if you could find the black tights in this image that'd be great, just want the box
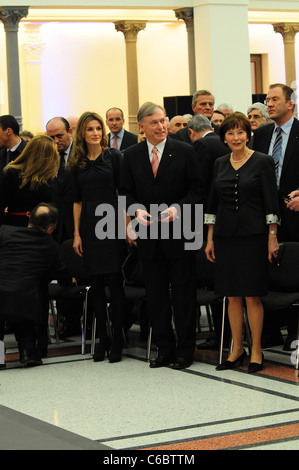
[91,272,125,350]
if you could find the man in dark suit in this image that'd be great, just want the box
[253,83,299,349]
[188,114,230,350]
[106,107,138,151]
[188,114,228,214]
[0,115,27,172]
[46,117,81,339]
[121,102,204,369]
[171,90,219,145]
[0,203,73,366]
[46,117,74,244]
[253,84,299,242]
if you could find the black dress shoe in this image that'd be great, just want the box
[20,351,42,367]
[216,350,247,371]
[149,355,174,368]
[248,354,264,374]
[108,352,122,363]
[172,357,193,370]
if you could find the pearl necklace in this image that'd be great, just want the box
[231,148,250,163]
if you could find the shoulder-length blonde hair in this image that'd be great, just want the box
[4,134,59,190]
[68,111,108,171]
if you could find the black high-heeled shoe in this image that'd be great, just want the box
[248,353,264,374]
[216,350,247,371]
[108,351,122,363]
[93,340,111,362]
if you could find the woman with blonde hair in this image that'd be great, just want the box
[0,133,59,362]
[69,111,126,363]
[0,134,59,227]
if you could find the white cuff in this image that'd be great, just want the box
[204,214,216,224]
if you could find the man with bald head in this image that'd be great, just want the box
[106,107,138,151]
[46,117,74,243]
[168,115,187,135]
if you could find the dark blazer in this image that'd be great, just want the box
[0,138,27,172]
[252,118,299,241]
[0,225,72,323]
[193,132,228,207]
[206,152,279,237]
[50,168,75,244]
[108,129,138,151]
[121,137,204,258]
[49,143,75,244]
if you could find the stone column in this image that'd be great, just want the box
[192,1,252,114]
[21,23,45,134]
[174,7,196,95]
[0,6,29,130]
[115,21,146,134]
[273,23,299,88]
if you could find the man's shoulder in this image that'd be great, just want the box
[124,129,138,139]
[254,122,274,137]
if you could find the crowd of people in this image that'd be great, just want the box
[0,82,298,373]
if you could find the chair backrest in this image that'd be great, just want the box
[196,242,216,290]
[59,239,90,285]
[268,242,299,292]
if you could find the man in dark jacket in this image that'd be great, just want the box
[0,203,74,366]
[0,114,27,172]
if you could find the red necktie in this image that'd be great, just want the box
[151,147,159,177]
[113,134,118,149]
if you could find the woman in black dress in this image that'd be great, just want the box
[69,111,126,363]
[205,113,280,373]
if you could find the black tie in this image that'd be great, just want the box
[57,152,66,180]
[6,150,12,165]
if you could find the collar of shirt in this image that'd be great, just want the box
[274,116,294,136]
[62,141,72,163]
[8,138,22,153]
[111,128,124,146]
[202,130,214,138]
[147,139,166,163]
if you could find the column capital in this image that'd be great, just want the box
[273,23,299,44]
[174,8,194,32]
[0,6,29,32]
[115,21,146,43]
[22,24,45,63]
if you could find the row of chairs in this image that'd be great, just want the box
[48,240,299,370]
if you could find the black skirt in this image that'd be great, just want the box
[214,234,268,297]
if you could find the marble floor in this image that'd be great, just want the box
[0,316,298,452]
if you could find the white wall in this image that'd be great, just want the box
[17,20,189,133]
[1,16,299,132]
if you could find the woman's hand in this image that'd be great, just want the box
[268,233,279,263]
[205,240,216,263]
[73,234,83,257]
